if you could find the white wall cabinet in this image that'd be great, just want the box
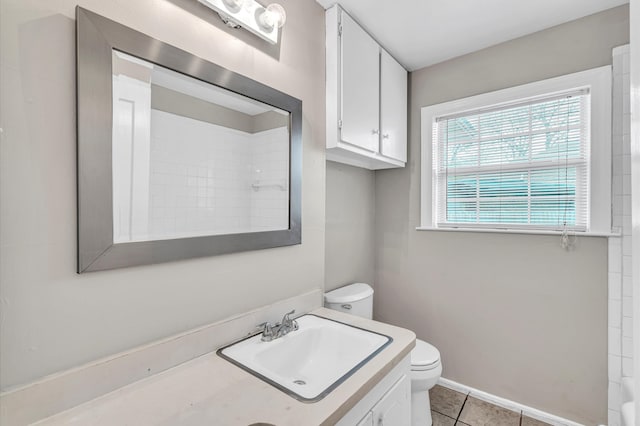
[380,50,408,162]
[326,5,408,170]
[340,11,380,153]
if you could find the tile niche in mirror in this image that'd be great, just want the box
[112,51,290,243]
[76,7,301,272]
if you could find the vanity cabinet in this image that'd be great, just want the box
[363,375,411,426]
[326,5,408,170]
[356,412,374,426]
[336,354,411,426]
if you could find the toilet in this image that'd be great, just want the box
[324,283,442,426]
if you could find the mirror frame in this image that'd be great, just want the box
[76,7,302,273]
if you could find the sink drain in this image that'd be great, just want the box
[293,379,306,385]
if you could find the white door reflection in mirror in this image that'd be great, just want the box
[111,50,290,243]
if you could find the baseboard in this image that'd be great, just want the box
[438,377,585,426]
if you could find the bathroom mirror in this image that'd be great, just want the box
[77,7,302,272]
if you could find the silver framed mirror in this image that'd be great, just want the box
[76,7,302,272]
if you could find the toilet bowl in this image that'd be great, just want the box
[410,339,442,425]
[325,283,442,426]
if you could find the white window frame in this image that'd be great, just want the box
[419,66,612,235]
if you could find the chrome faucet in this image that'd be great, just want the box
[257,321,275,342]
[257,309,299,342]
[278,309,299,336]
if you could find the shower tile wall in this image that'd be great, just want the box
[149,110,289,239]
[608,44,631,426]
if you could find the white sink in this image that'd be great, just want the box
[218,314,392,401]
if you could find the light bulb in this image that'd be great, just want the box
[266,4,286,28]
[256,3,286,32]
[221,0,245,13]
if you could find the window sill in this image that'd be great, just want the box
[415,226,620,237]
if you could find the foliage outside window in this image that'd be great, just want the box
[434,92,589,231]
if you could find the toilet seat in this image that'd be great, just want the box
[411,339,441,371]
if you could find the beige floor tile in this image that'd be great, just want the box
[432,410,456,426]
[458,397,520,426]
[429,385,468,418]
[521,415,552,426]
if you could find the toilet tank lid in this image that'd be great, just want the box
[324,283,374,304]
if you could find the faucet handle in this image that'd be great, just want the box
[257,321,273,329]
[257,321,274,339]
[281,310,298,331]
[281,309,295,324]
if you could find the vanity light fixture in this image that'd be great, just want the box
[198,0,286,44]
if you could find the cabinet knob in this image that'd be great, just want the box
[382,134,389,139]
[372,129,379,135]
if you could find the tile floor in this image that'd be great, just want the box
[429,385,552,426]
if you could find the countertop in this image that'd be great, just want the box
[34,308,416,426]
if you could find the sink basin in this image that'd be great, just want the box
[218,314,392,402]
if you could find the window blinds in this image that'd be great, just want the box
[433,90,590,231]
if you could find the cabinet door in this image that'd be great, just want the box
[371,374,411,426]
[356,411,374,426]
[380,50,407,162]
[340,10,380,153]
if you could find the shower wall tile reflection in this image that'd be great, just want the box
[111,51,291,243]
[148,112,288,239]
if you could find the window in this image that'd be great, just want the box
[420,67,611,235]
[436,91,589,230]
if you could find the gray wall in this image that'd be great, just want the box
[151,85,289,133]
[374,5,629,425]
[151,85,256,133]
[0,0,325,390]
[325,161,376,291]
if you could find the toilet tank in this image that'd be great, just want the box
[324,283,374,319]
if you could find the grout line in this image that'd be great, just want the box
[431,408,458,421]
[455,392,470,423]
[433,411,459,423]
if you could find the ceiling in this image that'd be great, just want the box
[315,0,628,71]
